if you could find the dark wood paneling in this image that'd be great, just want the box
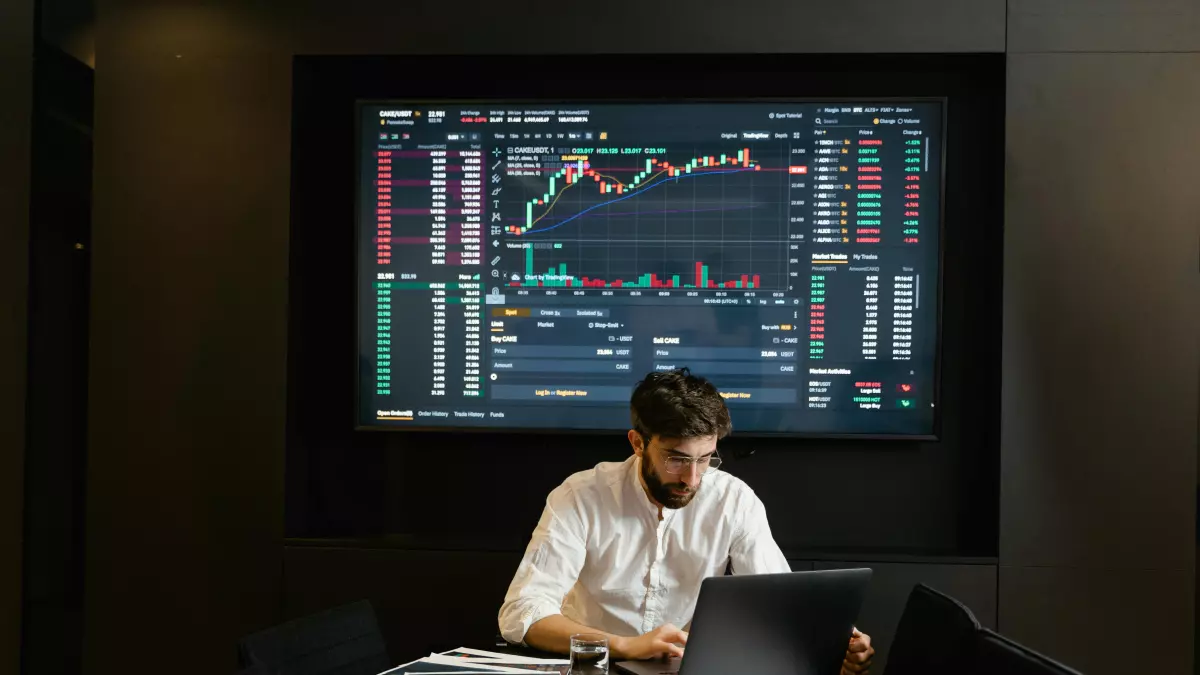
[85,7,291,675]
[1003,53,1199,569]
[279,0,1005,55]
[283,546,524,661]
[1001,52,1199,675]
[1008,0,1200,53]
[0,0,33,671]
[21,44,94,675]
[999,565,1192,675]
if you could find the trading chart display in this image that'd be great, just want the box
[359,102,942,435]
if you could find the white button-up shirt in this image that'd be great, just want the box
[498,455,790,644]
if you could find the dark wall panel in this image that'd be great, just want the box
[85,6,291,675]
[0,0,34,671]
[1001,52,1199,675]
[280,0,1005,55]
[22,44,94,675]
[283,547,525,660]
[728,449,960,554]
[1003,52,1199,570]
[1008,0,1200,53]
[999,565,1193,675]
[1003,52,1200,569]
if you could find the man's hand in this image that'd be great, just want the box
[614,623,688,660]
[840,627,874,675]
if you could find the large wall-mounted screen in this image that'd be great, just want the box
[358,101,943,436]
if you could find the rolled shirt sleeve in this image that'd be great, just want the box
[498,488,588,645]
[727,491,790,575]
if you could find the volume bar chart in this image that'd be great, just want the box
[508,249,762,289]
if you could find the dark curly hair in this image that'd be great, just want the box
[630,367,732,441]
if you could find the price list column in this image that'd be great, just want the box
[374,148,394,396]
[855,138,883,244]
[808,273,826,361]
[806,268,833,410]
[374,281,393,396]
[375,149,394,266]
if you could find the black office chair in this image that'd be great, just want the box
[237,600,390,675]
[973,628,1085,675]
[883,583,981,675]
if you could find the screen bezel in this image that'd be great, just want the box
[352,96,948,439]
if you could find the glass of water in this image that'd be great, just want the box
[569,633,609,675]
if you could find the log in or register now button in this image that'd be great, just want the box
[489,385,631,402]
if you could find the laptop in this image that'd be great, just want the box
[614,568,872,675]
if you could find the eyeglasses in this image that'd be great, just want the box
[659,450,722,475]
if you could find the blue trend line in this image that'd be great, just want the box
[522,167,755,235]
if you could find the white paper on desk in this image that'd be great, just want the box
[403,671,520,674]
[378,656,521,675]
[420,654,547,673]
[440,647,569,665]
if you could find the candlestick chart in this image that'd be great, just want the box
[496,145,790,291]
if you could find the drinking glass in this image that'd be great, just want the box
[569,633,609,675]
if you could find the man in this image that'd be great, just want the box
[498,368,875,674]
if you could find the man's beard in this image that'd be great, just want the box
[641,455,698,509]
